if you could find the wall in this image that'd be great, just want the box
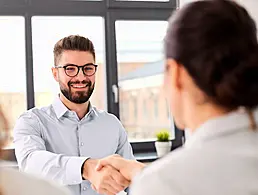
[236,0,258,26]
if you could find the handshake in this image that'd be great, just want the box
[82,155,145,195]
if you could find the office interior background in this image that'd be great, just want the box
[1,0,257,162]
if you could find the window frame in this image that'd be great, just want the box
[107,0,177,9]
[0,0,183,158]
[107,10,184,154]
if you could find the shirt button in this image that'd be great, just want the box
[80,142,84,146]
[83,187,88,191]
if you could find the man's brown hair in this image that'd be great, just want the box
[53,35,95,65]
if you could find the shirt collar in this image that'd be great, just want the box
[185,108,258,148]
[84,103,98,119]
[52,96,97,119]
[52,96,68,119]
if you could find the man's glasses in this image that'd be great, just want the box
[55,63,98,77]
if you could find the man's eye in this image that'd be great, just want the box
[66,67,76,71]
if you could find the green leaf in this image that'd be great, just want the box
[155,129,170,142]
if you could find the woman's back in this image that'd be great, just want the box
[0,167,70,195]
[131,109,258,195]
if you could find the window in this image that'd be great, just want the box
[143,98,148,120]
[133,96,138,121]
[116,20,172,142]
[120,100,129,121]
[32,16,106,110]
[0,16,26,147]
[166,98,170,119]
[1,0,181,160]
[153,95,159,119]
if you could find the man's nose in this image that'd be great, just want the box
[76,67,87,79]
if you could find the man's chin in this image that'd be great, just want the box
[70,94,90,104]
[70,98,89,104]
[72,90,88,96]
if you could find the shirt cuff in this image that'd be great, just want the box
[65,156,90,185]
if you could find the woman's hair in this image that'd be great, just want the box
[165,0,258,110]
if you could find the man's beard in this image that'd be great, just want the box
[60,80,95,104]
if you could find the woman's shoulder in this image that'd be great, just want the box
[130,147,216,195]
[0,167,70,195]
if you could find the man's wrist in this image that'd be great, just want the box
[81,158,90,180]
[82,159,98,180]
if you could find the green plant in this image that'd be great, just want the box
[156,130,170,142]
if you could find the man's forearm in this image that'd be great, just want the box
[18,150,88,185]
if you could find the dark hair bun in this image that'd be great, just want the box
[215,49,258,109]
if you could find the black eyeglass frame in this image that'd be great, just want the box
[55,63,98,77]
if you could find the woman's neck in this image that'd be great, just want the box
[186,103,229,133]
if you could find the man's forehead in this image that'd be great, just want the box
[59,50,95,64]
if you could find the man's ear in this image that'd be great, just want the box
[51,67,59,82]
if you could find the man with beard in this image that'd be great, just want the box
[13,35,134,195]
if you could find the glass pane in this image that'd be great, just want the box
[116,21,174,142]
[32,16,106,110]
[0,16,26,147]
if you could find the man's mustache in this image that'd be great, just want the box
[68,80,91,87]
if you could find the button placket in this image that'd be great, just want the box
[77,124,84,147]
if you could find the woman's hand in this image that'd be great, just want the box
[95,155,145,181]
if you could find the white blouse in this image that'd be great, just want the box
[0,166,70,195]
[131,109,258,195]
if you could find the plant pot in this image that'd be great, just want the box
[155,141,172,157]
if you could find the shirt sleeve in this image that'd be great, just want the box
[115,118,135,160]
[13,112,89,186]
[130,170,183,195]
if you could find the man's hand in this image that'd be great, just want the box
[82,159,130,195]
[95,155,145,181]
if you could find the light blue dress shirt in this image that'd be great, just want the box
[13,97,134,195]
